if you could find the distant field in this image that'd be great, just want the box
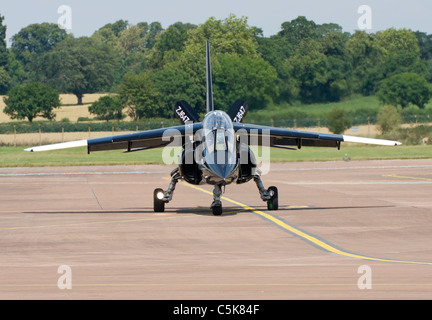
[0,93,108,123]
[247,95,432,127]
[0,145,430,168]
[0,124,383,147]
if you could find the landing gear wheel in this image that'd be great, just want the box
[267,186,278,211]
[154,188,165,213]
[212,204,223,216]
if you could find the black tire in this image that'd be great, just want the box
[212,204,223,216]
[154,188,165,213]
[267,186,278,211]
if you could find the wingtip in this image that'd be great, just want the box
[23,140,88,152]
[343,135,403,147]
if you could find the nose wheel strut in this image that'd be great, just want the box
[211,184,223,216]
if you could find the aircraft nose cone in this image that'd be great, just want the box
[203,149,237,183]
[207,163,235,180]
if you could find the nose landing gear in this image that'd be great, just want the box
[211,184,223,216]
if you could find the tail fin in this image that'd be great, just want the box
[227,100,248,123]
[206,40,214,113]
[175,100,200,124]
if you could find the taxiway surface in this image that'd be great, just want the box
[0,159,431,299]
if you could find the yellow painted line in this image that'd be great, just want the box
[383,174,432,182]
[184,183,432,266]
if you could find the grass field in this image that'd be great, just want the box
[247,95,432,127]
[0,145,430,168]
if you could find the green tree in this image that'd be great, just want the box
[89,95,124,121]
[374,28,424,79]
[414,31,432,60]
[326,107,352,134]
[141,22,163,50]
[213,53,278,110]
[117,24,146,58]
[118,73,161,121]
[319,32,352,101]
[92,25,120,48]
[278,16,318,46]
[100,20,129,37]
[0,13,11,94]
[256,35,296,103]
[346,30,378,95]
[3,82,60,122]
[374,28,420,60]
[100,21,164,76]
[377,72,432,109]
[285,32,351,103]
[10,23,68,65]
[346,28,425,95]
[149,22,197,69]
[377,105,402,134]
[173,15,261,113]
[32,37,118,105]
[0,67,11,94]
[155,22,196,54]
[4,52,25,89]
[278,16,348,48]
[0,13,7,68]
[151,66,200,117]
[183,15,259,57]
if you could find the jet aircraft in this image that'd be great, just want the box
[25,41,402,215]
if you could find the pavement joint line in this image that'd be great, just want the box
[0,216,175,231]
[281,181,432,185]
[0,171,167,177]
[1,163,430,177]
[2,282,432,288]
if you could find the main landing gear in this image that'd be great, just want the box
[153,168,181,213]
[253,175,278,211]
[154,169,279,215]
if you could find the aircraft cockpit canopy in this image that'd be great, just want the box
[202,111,236,159]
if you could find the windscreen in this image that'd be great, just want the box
[202,111,236,165]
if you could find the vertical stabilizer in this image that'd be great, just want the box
[206,40,214,113]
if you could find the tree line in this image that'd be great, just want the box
[0,14,431,123]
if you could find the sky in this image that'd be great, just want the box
[1,0,431,45]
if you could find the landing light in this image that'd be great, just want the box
[157,191,164,200]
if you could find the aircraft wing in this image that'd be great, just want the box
[25,123,203,153]
[233,123,402,149]
[25,121,401,153]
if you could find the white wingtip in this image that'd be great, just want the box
[343,135,402,146]
[24,140,88,152]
